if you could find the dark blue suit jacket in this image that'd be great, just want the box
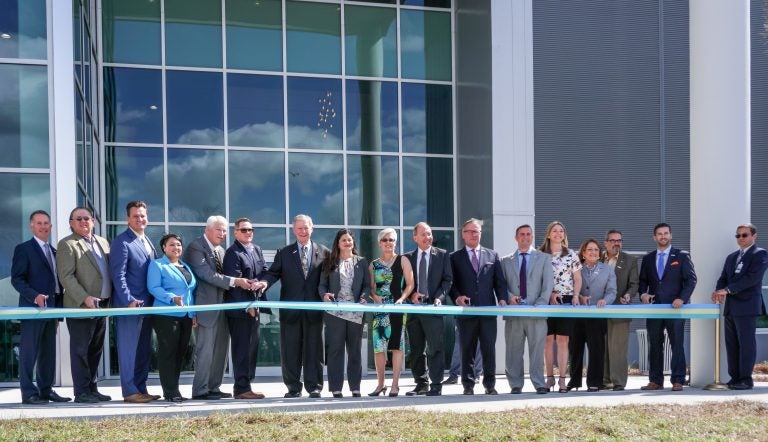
[716,245,768,317]
[110,228,157,307]
[223,241,270,318]
[263,241,329,323]
[11,238,62,308]
[405,247,453,304]
[639,247,697,304]
[449,247,507,306]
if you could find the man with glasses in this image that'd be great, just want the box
[712,224,768,390]
[56,207,112,403]
[601,230,639,391]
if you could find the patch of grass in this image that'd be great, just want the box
[0,401,767,441]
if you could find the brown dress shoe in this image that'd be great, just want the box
[640,382,662,391]
[234,391,266,400]
[671,383,683,391]
[142,393,161,401]
[124,393,152,403]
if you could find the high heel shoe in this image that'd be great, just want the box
[388,388,399,397]
[546,376,556,392]
[558,376,568,393]
[368,386,388,397]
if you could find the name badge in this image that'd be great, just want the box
[735,262,743,274]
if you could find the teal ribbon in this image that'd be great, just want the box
[0,302,720,320]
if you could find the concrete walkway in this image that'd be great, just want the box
[0,375,765,420]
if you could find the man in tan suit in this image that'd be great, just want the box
[600,229,639,391]
[57,207,113,404]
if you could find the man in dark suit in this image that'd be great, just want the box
[185,216,254,400]
[712,223,768,390]
[223,217,268,400]
[639,222,697,391]
[263,214,329,398]
[449,218,507,395]
[404,222,453,396]
[601,229,639,391]
[110,201,159,403]
[56,207,113,404]
[11,210,71,405]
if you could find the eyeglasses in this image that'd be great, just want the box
[606,239,622,243]
[380,238,396,243]
[735,233,751,239]
[462,230,481,234]
[238,228,254,233]
[71,216,91,222]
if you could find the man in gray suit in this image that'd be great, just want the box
[185,216,255,400]
[501,224,553,394]
[601,229,639,391]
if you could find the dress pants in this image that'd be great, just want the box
[153,315,192,398]
[19,319,57,400]
[724,314,758,386]
[249,321,260,381]
[115,315,153,397]
[603,318,631,387]
[192,311,230,397]
[504,317,547,390]
[646,318,686,385]
[457,316,496,389]
[66,317,106,396]
[449,320,482,378]
[405,314,444,389]
[228,314,260,395]
[568,318,606,388]
[323,313,363,392]
[280,312,324,394]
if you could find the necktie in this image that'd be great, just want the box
[213,248,224,274]
[44,243,59,291]
[656,252,666,279]
[519,252,528,299]
[301,245,309,278]
[418,251,428,296]
[471,249,479,273]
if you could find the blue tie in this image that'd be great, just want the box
[656,252,666,279]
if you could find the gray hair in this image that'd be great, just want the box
[206,215,228,228]
[377,228,398,242]
[293,214,313,226]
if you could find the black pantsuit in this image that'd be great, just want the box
[457,316,497,389]
[568,318,606,389]
[406,314,445,388]
[66,317,106,396]
[324,313,363,392]
[153,315,192,398]
[228,315,260,395]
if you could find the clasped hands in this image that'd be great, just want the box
[235,278,267,292]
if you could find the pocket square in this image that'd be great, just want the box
[671,261,679,266]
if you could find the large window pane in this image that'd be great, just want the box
[167,71,224,145]
[346,80,398,152]
[229,150,285,224]
[401,83,452,154]
[253,227,286,251]
[0,0,46,59]
[103,67,163,144]
[167,149,225,222]
[102,0,160,64]
[402,157,453,227]
[227,74,284,148]
[165,0,222,68]
[0,64,48,168]
[344,5,397,78]
[347,155,399,226]
[104,146,164,222]
[286,1,340,74]
[226,0,282,71]
[287,77,342,150]
[400,9,452,81]
[288,153,343,225]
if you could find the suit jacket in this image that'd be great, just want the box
[579,262,617,305]
[110,228,157,307]
[147,255,197,317]
[716,244,768,317]
[639,247,697,304]
[500,249,553,312]
[183,235,232,327]
[263,240,330,323]
[449,247,507,306]
[56,233,111,308]
[11,238,62,308]
[318,255,371,302]
[223,240,270,318]
[601,251,639,303]
[405,247,453,304]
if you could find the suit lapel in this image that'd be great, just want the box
[31,239,54,272]
[78,238,100,270]
[167,259,190,288]
[290,242,304,277]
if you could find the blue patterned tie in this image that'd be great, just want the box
[656,252,666,279]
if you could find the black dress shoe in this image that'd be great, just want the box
[352,392,361,398]
[209,390,232,399]
[192,393,221,400]
[485,388,498,395]
[22,395,49,405]
[612,385,625,391]
[442,375,459,385]
[309,390,322,398]
[425,388,442,396]
[91,391,112,401]
[511,387,522,394]
[463,387,474,395]
[332,392,343,398]
[284,391,302,398]
[74,393,100,404]
[42,391,72,402]
[535,387,548,394]
[730,382,752,390]
[405,386,428,396]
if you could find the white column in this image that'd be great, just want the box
[50,0,78,387]
[491,0,534,374]
[689,0,750,387]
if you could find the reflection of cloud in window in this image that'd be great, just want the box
[174,127,225,145]
[229,121,284,148]
[229,150,284,223]
[0,69,48,146]
[289,154,343,224]
[346,118,398,151]
[287,124,342,150]
[400,34,424,52]
[402,158,427,223]
[346,157,399,224]
[167,150,225,221]
[0,36,47,59]
[401,108,426,150]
